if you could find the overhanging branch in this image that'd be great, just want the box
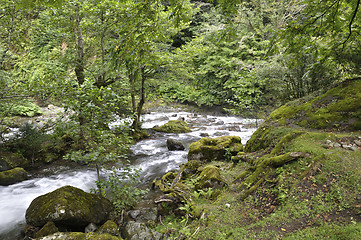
[342,0,360,45]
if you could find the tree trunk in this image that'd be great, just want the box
[73,2,86,148]
[74,2,85,85]
[132,67,146,130]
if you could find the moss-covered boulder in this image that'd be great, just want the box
[188,136,243,162]
[34,221,59,239]
[0,151,29,171]
[181,160,201,179]
[269,78,361,131]
[153,120,191,133]
[25,185,113,230]
[196,165,226,190]
[0,167,28,185]
[96,220,120,237]
[153,172,177,193]
[36,232,123,240]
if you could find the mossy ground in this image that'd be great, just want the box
[270,78,361,131]
[153,127,361,239]
[152,79,361,239]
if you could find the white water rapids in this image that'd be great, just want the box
[0,109,259,239]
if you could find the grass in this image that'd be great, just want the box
[151,79,361,239]
[152,126,361,239]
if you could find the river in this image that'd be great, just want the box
[0,108,259,239]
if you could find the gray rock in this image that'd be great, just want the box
[354,140,361,147]
[85,223,98,233]
[123,221,163,240]
[166,138,185,151]
[129,210,141,220]
[141,207,158,221]
[200,132,209,137]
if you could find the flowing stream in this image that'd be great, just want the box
[0,108,259,239]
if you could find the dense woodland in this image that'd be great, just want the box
[1,0,361,239]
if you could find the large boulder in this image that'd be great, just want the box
[0,167,28,185]
[188,136,243,162]
[25,185,113,230]
[153,120,191,133]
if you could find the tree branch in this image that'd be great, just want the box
[342,0,360,45]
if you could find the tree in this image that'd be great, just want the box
[282,0,361,76]
[109,0,193,129]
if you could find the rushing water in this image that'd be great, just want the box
[0,108,259,239]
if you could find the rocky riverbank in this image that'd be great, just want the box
[149,79,361,239]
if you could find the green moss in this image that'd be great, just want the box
[245,125,294,153]
[96,220,119,236]
[181,160,201,179]
[34,221,58,238]
[130,129,149,142]
[153,120,191,133]
[25,185,113,228]
[153,172,177,193]
[196,165,226,190]
[188,136,243,162]
[0,151,29,170]
[270,131,304,155]
[269,79,361,130]
[0,167,28,186]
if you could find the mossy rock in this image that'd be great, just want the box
[196,165,226,190]
[0,167,28,186]
[35,232,123,240]
[231,152,247,163]
[153,172,177,193]
[96,220,120,237]
[245,125,294,153]
[0,151,29,171]
[131,129,150,142]
[26,185,113,229]
[188,136,243,162]
[181,160,201,179]
[153,120,191,133]
[269,78,361,131]
[34,221,59,239]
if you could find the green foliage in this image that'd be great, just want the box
[281,0,361,77]
[0,101,42,117]
[95,166,148,214]
[7,123,49,164]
